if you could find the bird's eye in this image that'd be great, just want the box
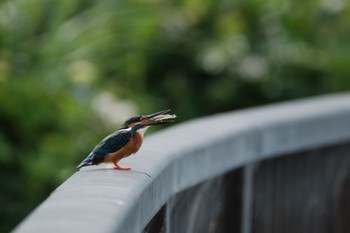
[132,116,142,123]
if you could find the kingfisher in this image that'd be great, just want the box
[77,109,176,170]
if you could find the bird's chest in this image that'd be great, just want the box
[106,132,143,162]
[127,132,143,154]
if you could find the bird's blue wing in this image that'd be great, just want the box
[91,129,133,163]
[94,129,133,155]
[76,129,133,169]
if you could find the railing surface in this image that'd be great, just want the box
[13,93,350,233]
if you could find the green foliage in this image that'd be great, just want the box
[0,79,100,232]
[1,0,350,231]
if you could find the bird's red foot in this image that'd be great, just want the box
[114,164,131,170]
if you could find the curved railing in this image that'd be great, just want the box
[13,93,350,233]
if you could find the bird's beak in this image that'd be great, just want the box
[144,109,171,119]
[141,109,176,126]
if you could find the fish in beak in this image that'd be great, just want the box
[141,109,177,126]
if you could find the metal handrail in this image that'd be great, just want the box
[13,93,350,233]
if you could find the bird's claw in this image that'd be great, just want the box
[114,164,131,170]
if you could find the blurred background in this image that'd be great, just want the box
[0,0,350,231]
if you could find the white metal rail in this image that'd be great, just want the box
[13,93,350,233]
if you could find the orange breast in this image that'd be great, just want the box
[105,132,143,164]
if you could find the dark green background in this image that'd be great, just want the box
[1,0,349,231]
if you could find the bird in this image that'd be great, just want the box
[77,109,176,170]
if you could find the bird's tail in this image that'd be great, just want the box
[76,152,94,170]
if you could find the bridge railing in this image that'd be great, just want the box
[13,93,350,233]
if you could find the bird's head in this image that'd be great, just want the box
[122,109,176,129]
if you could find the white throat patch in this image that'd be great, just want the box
[138,126,150,135]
